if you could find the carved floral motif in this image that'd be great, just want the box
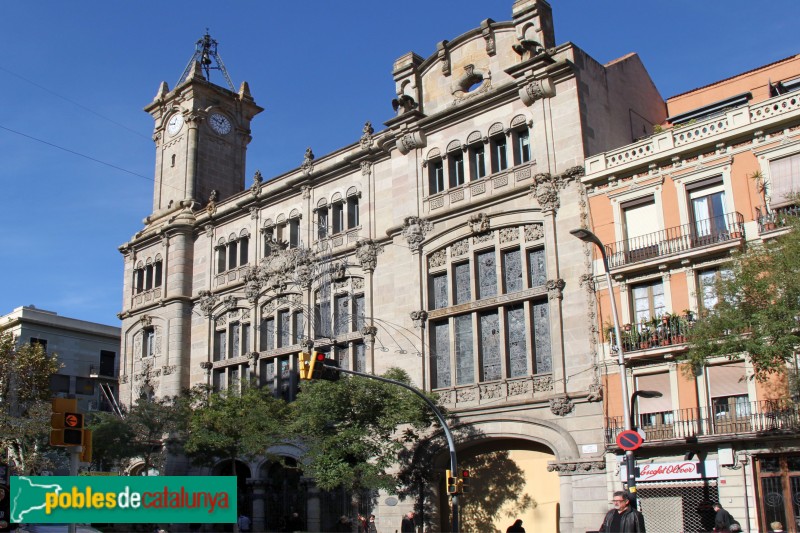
[355,239,383,272]
[410,310,428,329]
[549,396,574,416]
[524,224,544,242]
[401,216,433,252]
[468,213,490,234]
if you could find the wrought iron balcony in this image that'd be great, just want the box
[609,315,693,353]
[605,398,800,445]
[755,204,800,233]
[604,211,745,269]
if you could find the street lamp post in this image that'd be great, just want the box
[630,390,663,431]
[570,228,640,502]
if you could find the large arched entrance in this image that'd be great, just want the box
[437,439,559,533]
[259,458,306,532]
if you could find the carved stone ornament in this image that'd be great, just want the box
[547,460,606,475]
[524,223,544,242]
[256,244,318,292]
[206,190,218,215]
[401,216,433,252]
[356,239,383,272]
[360,121,375,149]
[161,365,177,376]
[293,247,317,288]
[243,266,263,303]
[520,78,555,106]
[361,325,378,346]
[531,167,584,214]
[223,295,238,312]
[587,380,603,402]
[468,212,490,234]
[331,262,347,281]
[396,131,426,155]
[579,273,596,292]
[301,147,314,176]
[361,161,372,176]
[139,315,153,327]
[301,185,311,199]
[250,170,263,195]
[549,396,574,416]
[301,338,314,352]
[410,310,428,329]
[200,361,213,375]
[546,278,566,300]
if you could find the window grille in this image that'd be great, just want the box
[637,481,718,533]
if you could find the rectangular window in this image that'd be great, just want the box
[99,350,115,377]
[708,364,750,418]
[276,223,285,245]
[213,369,224,391]
[347,196,360,229]
[228,242,238,270]
[261,359,275,391]
[292,312,304,345]
[144,328,155,358]
[507,305,527,377]
[334,345,349,371]
[31,338,48,351]
[689,180,727,241]
[429,159,445,194]
[480,311,501,381]
[260,317,275,351]
[533,300,552,373]
[263,228,274,256]
[315,299,331,337]
[229,367,240,391]
[454,262,471,305]
[76,377,94,396]
[455,315,474,385]
[214,330,226,362]
[317,208,328,240]
[145,265,153,290]
[449,152,465,188]
[278,310,290,348]
[135,269,145,294]
[50,374,71,394]
[279,357,291,401]
[769,153,800,207]
[154,261,163,288]
[469,144,486,180]
[332,203,344,234]
[217,247,226,273]
[239,237,249,266]
[430,272,449,310]
[231,322,240,358]
[513,129,531,165]
[476,249,497,299]
[353,294,366,332]
[622,196,660,242]
[354,342,366,373]
[334,294,351,336]
[632,280,666,325]
[490,136,508,173]
[242,323,251,354]
[528,248,546,287]
[502,249,523,293]
[432,320,451,389]
[289,219,300,248]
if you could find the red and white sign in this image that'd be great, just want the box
[620,460,718,482]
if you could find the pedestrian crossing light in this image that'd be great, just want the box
[446,470,458,495]
[460,469,470,494]
[50,406,84,447]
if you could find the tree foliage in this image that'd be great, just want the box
[179,384,290,473]
[684,219,800,380]
[0,332,62,474]
[290,368,438,494]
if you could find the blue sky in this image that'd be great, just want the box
[2,1,799,326]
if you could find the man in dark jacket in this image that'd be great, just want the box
[401,511,416,533]
[599,490,646,532]
[713,502,736,532]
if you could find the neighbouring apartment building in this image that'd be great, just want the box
[116,1,669,531]
[583,54,800,532]
[0,305,121,413]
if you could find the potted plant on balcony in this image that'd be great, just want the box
[751,170,777,231]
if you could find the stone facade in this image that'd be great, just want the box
[118,1,666,531]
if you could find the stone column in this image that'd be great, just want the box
[304,479,321,532]
[559,473,574,533]
[248,479,266,533]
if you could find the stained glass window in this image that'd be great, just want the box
[477,250,497,299]
[432,321,451,389]
[431,273,449,309]
[480,311,501,381]
[454,263,471,305]
[278,310,290,348]
[455,315,474,385]
[507,305,527,377]
[533,300,551,373]
[503,249,523,293]
[528,248,546,287]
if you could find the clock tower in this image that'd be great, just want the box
[144,33,263,214]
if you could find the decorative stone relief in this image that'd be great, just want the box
[428,249,447,269]
[360,161,372,176]
[547,461,606,474]
[468,212,490,234]
[396,131,426,155]
[242,308,251,320]
[401,216,433,252]
[360,121,374,150]
[549,396,574,416]
[362,325,378,346]
[161,365,177,376]
[301,185,311,199]
[243,266,263,303]
[250,170,263,195]
[546,278,566,300]
[197,290,218,317]
[587,379,603,402]
[352,278,364,290]
[331,262,347,281]
[519,78,556,106]
[410,310,428,329]
[437,41,450,76]
[508,379,531,396]
[301,339,314,352]
[355,239,383,272]
[301,147,314,176]
[499,227,520,244]
[456,388,476,402]
[249,206,258,220]
[531,166,585,214]
[480,383,505,399]
[223,295,238,311]
[139,315,153,327]
[473,232,493,244]
[206,190,218,215]
[205,224,214,238]
[533,375,554,392]
[579,273,595,292]
[200,361,213,375]
[481,19,496,55]
[451,238,469,257]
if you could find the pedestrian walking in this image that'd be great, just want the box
[401,511,416,533]
[506,518,525,532]
[367,514,378,533]
[598,490,646,532]
[712,502,739,532]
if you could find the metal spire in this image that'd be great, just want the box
[177,30,235,90]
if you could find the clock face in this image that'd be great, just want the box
[209,113,232,135]
[167,114,184,136]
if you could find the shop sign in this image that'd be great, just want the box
[620,460,718,482]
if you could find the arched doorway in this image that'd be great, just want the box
[437,439,559,532]
[260,458,306,532]
[213,460,251,531]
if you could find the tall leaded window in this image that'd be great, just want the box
[427,225,551,389]
[354,342,366,373]
[278,309,291,347]
[214,329,226,362]
[354,295,366,331]
[292,311,304,345]
[260,317,275,351]
[334,294,351,336]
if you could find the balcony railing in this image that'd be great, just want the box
[604,211,745,269]
[755,204,800,233]
[610,316,692,353]
[605,398,800,445]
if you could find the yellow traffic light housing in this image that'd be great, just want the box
[298,352,311,380]
[50,399,84,447]
[80,429,93,463]
[460,469,470,494]
[446,469,458,494]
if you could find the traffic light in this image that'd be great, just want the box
[460,469,470,494]
[298,352,311,380]
[80,429,93,463]
[446,470,458,494]
[50,411,84,446]
[321,357,340,382]
[310,352,325,380]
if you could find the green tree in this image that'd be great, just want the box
[125,392,181,475]
[290,368,438,509]
[0,332,62,474]
[180,384,290,476]
[86,411,138,471]
[684,218,800,381]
